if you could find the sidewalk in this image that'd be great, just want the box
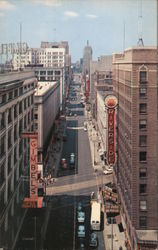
[85,110,127,250]
[38,118,66,192]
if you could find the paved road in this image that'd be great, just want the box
[14,81,108,250]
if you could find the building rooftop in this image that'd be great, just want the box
[35,81,58,96]
[0,70,36,90]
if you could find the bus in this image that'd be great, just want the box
[90,202,101,231]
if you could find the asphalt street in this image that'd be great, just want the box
[14,81,108,250]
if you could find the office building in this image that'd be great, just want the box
[0,70,37,249]
[34,81,60,169]
[113,46,157,249]
[82,40,92,78]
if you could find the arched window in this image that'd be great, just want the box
[139,65,147,83]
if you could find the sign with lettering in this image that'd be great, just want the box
[22,197,43,208]
[30,138,38,197]
[105,95,117,165]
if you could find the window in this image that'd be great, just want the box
[28,96,30,107]
[8,154,12,174]
[28,112,30,125]
[139,88,147,98]
[8,130,12,149]
[0,164,5,183]
[34,114,38,120]
[139,168,147,178]
[139,216,147,228]
[8,91,13,100]
[139,71,147,83]
[31,95,34,105]
[139,120,147,130]
[139,104,147,114]
[8,108,12,124]
[14,125,17,142]
[55,71,60,75]
[1,94,6,104]
[19,140,23,156]
[140,200,147,211]
[139,184,147,194]
[14,89,18,98]
[14,147,17,164]
[31,109,34,120]
[14,105,17,119]
[24,115,27,129]
[0,112,5,129]
[19,119,23,135]
[139,135,147,146]
[24,99,27,110]
[0,135,5,156]
[139,151,146,162]
[19,87,23,95]
[19,101,22,114]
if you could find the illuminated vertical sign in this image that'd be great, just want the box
[30,137,38,197]
[105,95,118,165]
[22,133,43,208]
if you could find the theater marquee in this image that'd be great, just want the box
[105,95,118,165]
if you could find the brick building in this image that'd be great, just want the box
[113,46,158,249]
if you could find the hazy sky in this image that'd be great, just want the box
[0,0,157,62]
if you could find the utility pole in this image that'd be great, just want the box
[111,217,113,250]
[19,22,22,70]
[34,216,36,250]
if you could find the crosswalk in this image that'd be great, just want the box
[46,177,106,196]
[67,126,84,130]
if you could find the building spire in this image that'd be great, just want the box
[87,40,89,46]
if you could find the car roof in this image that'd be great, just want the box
[78,225,85,229]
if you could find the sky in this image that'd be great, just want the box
[0,0,157,62]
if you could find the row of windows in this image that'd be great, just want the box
[0,96,34,129]
[1,85,34,106]
[0,111,33,154]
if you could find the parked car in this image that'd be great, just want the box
[70,153,75,169]
[77,211,85,223]
[103,169,113,175]
[89,232,98,247]
[77,202,83,211]
[61,158,67,169]
[78,225,85,238]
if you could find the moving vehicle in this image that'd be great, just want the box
[90,202,101,231]
[89,232,98,247]
[83,121,87,131]
[70,153,75,169]
[77,225,85,238]
[77,211,85,223]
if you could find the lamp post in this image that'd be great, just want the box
[111,217,114,250]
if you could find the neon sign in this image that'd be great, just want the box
[105,95,117,165]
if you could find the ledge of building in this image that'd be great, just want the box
[136,229,157,243]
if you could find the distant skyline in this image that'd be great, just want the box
[0,0,157,62]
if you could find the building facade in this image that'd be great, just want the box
[82,40,92,79]
[0,71,37,249]
[90,56,112,118]
[13,47,65,70]
[113,47,158,249]
[34,67,65,111]
[34,81,60,168]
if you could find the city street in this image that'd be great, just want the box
[14,81,111,250]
